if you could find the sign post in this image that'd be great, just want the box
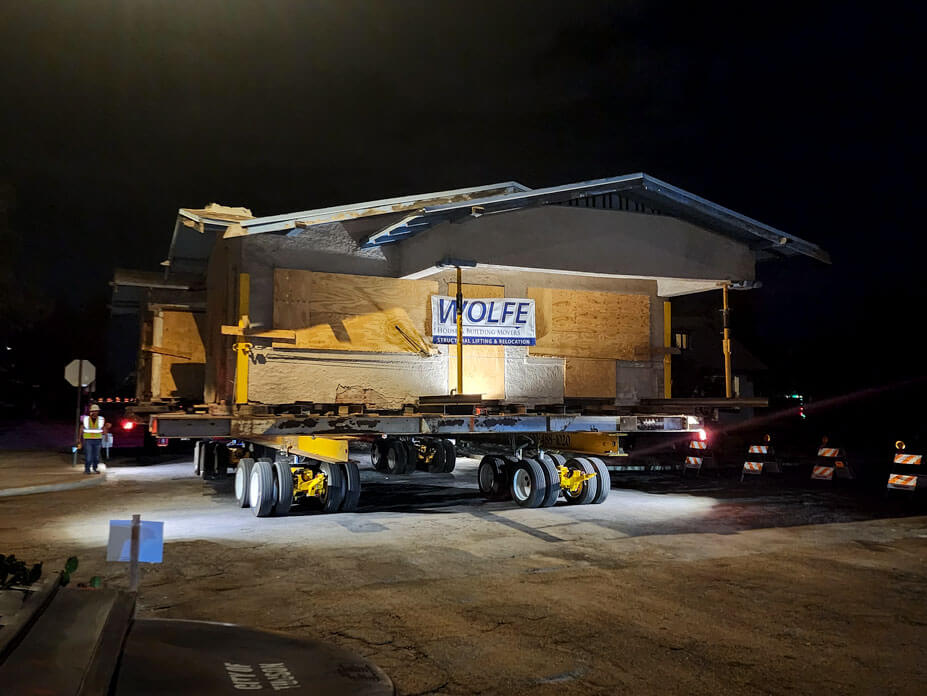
[107,515,164,591]
[64,359,96,467]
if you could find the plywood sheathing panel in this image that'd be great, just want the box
[564,358,617,398]
[446,282,505,399]
[527,288,651,360]
[273,269,437,353]
[157,310,206,398]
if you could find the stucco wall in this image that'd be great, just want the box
[248,348,446,408]
[398,206,754,283]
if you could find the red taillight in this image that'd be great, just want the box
[697,428,708,442]
[121,420,135,431]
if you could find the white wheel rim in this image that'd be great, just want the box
[387,450,397,472]
[235,467,244,500]
[479,463,495,491]
[249,469,261,508]
[513,468,532,501]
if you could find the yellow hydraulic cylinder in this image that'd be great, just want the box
[722,283,732,399]
[234,273,251,405]
[663,301,672,398]
[455,266,463,395]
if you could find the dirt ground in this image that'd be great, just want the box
[1,451,926,695]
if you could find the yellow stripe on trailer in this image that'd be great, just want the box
[249,435,350,463]
[534,432,624,456]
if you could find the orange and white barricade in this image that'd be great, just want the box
[683,437,712,477]
[811,438,854,482]
[740,438,779,482]
[887,442,921,492]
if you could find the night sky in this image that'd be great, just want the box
[1,1,924,414]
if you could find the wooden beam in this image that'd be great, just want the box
[141,345,193,360]
[220,325,296,340]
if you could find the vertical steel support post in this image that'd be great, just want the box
[663,301,672,399]
[455,266,463,395]
[234,273,251,405]
[721,283,732,399]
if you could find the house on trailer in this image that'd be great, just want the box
[114,174,828,413]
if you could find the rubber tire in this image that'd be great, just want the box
[442,440,457,473]
[548,453,567,467]
[319,461,346,513]
[587,456,611,504]
[202,442,218,479]
[426,440,447,473]
[235,458,255,507]
[403,441,419,474]
[272,459,294,516]
[562,457,598,505]
[370,440,387,471]
[215,444,230,478]
[537,454,561,508]
[478,455,506,499]
[194,441,205,476]
[509,458,547,508]
[340,460,361,512]
[384,439,409,475]
[249,459,275,517]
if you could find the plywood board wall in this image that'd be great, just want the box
[527,288,650,361]
[157,310,207,398]
[564,358,617,398]
[274,269,437,353]
[447,282,505,398]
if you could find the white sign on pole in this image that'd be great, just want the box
[431,296,536,346]
[64,359,96,387]
[107,519,164,563]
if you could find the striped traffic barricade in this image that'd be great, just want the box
[740,437,780,482]
[887,441,921,493]
[683,438,712,477]
[811,438,854,482]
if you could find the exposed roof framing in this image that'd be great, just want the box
[219,181,530,238]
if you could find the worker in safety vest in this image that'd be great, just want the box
[79,403,105,474]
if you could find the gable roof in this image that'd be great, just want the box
[166,173,829,271]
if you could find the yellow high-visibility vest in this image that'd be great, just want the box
[82,415,104,439]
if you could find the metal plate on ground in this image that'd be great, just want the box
[113,618,394,695]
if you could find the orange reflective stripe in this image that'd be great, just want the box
[690,441,707,450]
[893,454,922,465]
[817,447,839,457]
[887,474,917,489]
[748,445,769,454]
[685,456,703,467]
[742,462,763,473]
[811,466,835,480]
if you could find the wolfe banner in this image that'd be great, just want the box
[431,296,536,346]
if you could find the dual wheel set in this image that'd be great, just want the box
[369,437,457,475]
[234,457,361,517]
[477,454,611,508]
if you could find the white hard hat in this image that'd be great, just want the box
[89,404,100,411]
